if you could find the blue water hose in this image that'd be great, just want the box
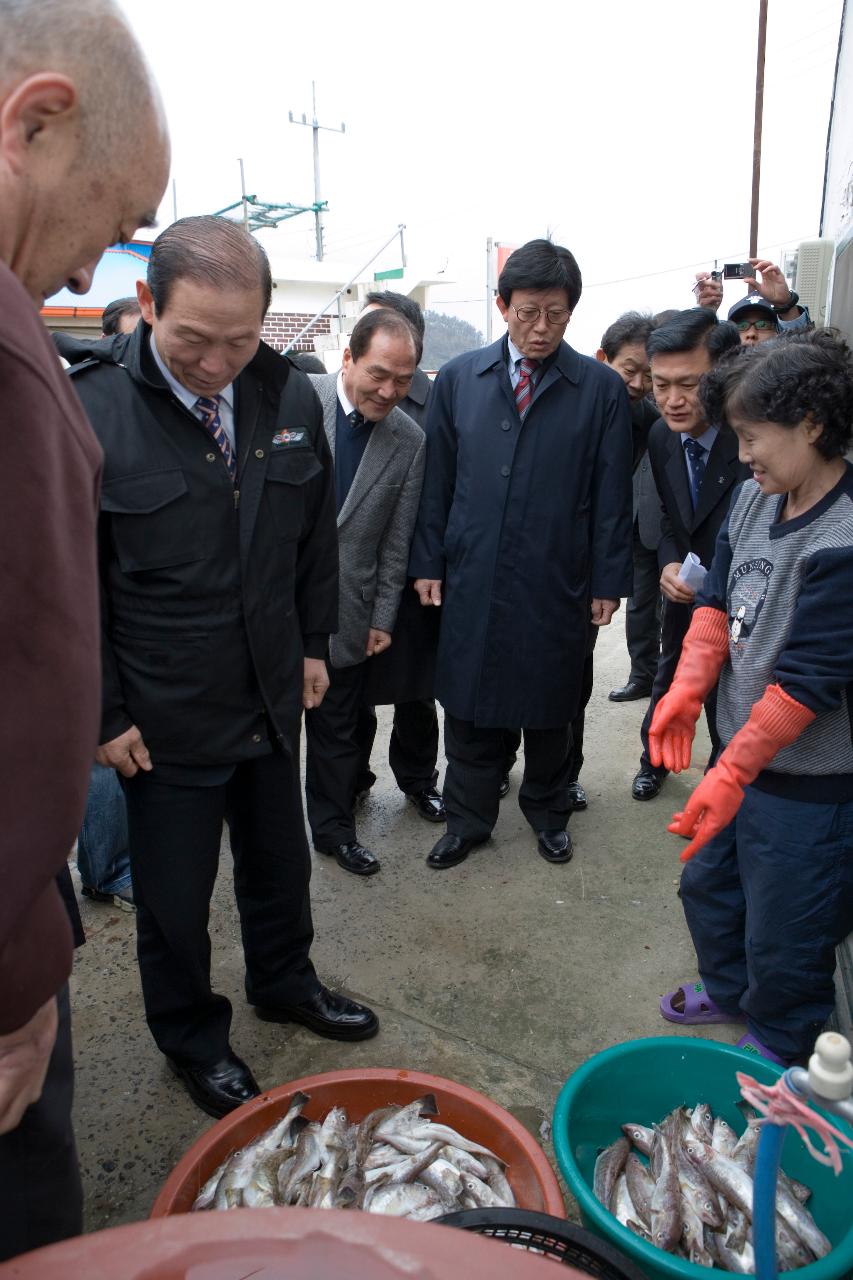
[753,1116,787,1280]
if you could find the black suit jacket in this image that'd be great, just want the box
[647,420,750,573]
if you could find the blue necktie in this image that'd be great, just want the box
[195,395,236,481]
[683,438,707,510]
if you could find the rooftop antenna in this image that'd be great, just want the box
[288,82,346,262]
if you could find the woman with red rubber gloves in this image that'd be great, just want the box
[651,328,853,1065]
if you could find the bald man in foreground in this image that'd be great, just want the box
[0,0,168,1258]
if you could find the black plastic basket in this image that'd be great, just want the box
[437,1208,649,1278]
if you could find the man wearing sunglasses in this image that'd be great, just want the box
[695,258,810,340]
[727,291,810,344]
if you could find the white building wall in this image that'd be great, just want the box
[822,5,853,240]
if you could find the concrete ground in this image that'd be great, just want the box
[70,610,734,1232]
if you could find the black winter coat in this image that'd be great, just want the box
[70,325,338,766]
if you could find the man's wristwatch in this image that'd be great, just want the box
[774,290,799,314]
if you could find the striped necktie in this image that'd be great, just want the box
[514,358,540,420]
[195,395,236,480]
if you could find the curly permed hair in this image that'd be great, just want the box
[699,328,853,459]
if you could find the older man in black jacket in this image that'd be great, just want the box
[71,216,378,1119]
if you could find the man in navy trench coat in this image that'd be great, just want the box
[409,240,633,869]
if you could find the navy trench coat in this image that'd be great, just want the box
[408,337,633,729]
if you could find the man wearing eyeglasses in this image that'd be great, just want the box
[409,239,633,869]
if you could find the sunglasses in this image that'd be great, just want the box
[735,318,775,332]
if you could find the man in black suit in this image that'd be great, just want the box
[597,311,662,703]
[631,309,748,801]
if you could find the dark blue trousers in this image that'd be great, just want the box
[680,785,853,1059]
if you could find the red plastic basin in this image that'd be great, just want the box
[150,1067,565,1218]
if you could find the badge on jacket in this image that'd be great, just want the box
[272,428,307,448]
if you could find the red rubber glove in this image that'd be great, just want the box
[649,607,730,772]
[669,683,816,860]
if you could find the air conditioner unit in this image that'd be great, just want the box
[794,238,835,326]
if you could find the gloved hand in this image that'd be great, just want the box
[649,607,730,772]
[669,683,816,860]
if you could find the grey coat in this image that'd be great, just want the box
[309,373,426,669]
[635,448,664,550]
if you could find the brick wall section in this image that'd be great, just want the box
[261,312,332,352]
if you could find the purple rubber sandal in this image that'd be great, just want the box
[735,1032,788,1066]
[659,980,737,1025]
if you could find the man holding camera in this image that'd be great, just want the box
[694,258,810,340]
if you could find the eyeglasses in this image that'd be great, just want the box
[735,318,775,332]
[511,305,571,325]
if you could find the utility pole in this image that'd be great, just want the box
[289,83,345,262]
[750,0,768,257]
[485,237,494,343]
[238,158,249,232]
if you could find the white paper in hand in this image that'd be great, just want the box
[677,552,707,592]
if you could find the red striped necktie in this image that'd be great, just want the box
[514,357,540,419]
[195,395,236,480]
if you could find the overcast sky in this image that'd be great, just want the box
[117,0,843,354]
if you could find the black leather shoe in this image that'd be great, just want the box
[536,829,573,863]
[632,769,664,800]
[427,832,486,869]
[498,775,511,799]
[315,841,380,876]
[609,679,653,702]
[407,787,447,823]
[255,986,379,1041]
[567,782,588,811]
[167,1049,260,1119]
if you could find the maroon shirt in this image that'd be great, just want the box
[0,263,102,1033]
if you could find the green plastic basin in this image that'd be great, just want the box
[553,1036,853,1280]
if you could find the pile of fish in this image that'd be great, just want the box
[192,1091,516,1219]
[594,1102,832,1272]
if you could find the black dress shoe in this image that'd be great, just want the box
[407,787,447,823]
[536,829,573,863]
[567,781,588,811]
[315,841,380,876]
[498,775,511,799]
[609,679,653,702]
[167,1049,260,1119]
[427,832,486,869]
[632,769,664,800]
[255,985,379,1041]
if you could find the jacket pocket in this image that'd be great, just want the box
[102,469,204,573]
[265,448,323,540]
